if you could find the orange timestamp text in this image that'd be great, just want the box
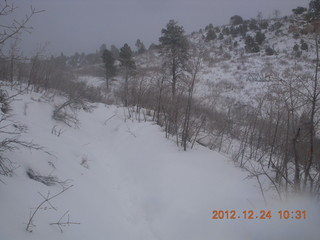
[211,210,307,220]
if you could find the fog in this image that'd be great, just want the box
[12,0,309,56]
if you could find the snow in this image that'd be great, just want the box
[0,89,320,240]
[77,75,104,88]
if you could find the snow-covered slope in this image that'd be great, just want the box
[0,89,319,240]
[133,15,314,109]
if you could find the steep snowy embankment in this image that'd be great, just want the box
[0,89,319,240]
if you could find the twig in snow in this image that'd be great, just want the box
[103,114,116,125]
[26,185,73,232]
[50,210,80,233]
[126,124,136,138]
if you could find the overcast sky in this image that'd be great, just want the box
[11,0,310,56]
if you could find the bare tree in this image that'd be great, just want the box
[0,2,43,46]
[0,1,43,180]
[181,43,203,150]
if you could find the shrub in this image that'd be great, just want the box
[265,46,275,56]
[255,32,266,45]
[269,22,282,31]
[230,15,243,25]
[260,21,269,29]
[245,35,260,53]
[301,42,308,51]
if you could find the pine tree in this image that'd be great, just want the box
[110,45,120,59]
[159,19,189,97]
[135,39,146,54]
[292,6,307,15]
[308,0,320,21]
[301,42,308,51]
[255,32,266,45]
[204,24,214,31]
[265,46,275,55]
[119,44,135,70]
[230,15,243,25]
[99,44,107,56]
[205,28,217,42]
[245,35,260,53]
[119,43,135,106]
[101,49,116,90]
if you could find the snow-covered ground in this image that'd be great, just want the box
[0,89,320,240]
[77,75,105,88]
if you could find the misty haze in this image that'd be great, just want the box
[1,0,320,240]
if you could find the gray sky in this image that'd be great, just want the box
[12,0,310,56]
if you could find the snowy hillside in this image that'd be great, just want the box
[0,87,319,240]
[66,14,315,111]
[133,14,315,108]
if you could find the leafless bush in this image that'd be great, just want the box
[52,97,95,128]
[0,119,42,178]
[0,85,46,180]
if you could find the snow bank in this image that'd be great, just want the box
[0,90,319,240]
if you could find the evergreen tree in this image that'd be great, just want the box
[148,43,159,50]
[110,45,120,60]
[259,21,269,30]
[222,27,230,35]
[119,44,135,70]
[293,43,300,52]
[292,6,307,15]
[249,19,259,31]
[54,53,67,69]
[308,0,320,21]
[214,26,221,33]
[255,32,266,45]
[159,19,189,97]
[85,53,100,65]
[245,35,260,53]
[119,43,135,106]
[230,15,243,25]
[270,22,282,31]
[265,46,275,55]
[101,49,116,90]
[69,52,80,67]
[99,44,107,56]
[238,23,248,36]
[301,42,309,51]
[292,43,302,57]
[205,24,214,31]
[230,26,238,37]
[205,28,217,41]
[135,39,146,54]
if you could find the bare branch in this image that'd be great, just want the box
[0,4,44,45]
[50,210,80,233]
[26,185,73,232]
